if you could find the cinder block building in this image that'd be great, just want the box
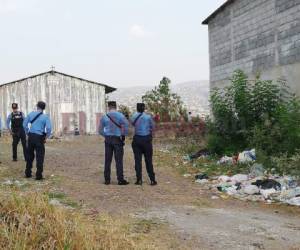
[203,0,300,94]
[0,70,116,135]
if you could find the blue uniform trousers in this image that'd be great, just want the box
[132,135,155,181]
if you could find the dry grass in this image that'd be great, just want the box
[0,191,155,250]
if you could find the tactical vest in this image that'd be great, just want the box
[11,112,24,132]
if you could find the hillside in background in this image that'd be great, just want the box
[108,81,209,117]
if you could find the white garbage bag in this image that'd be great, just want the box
[286,197,300,206]
[243,185,260,195]
[218,175,231,182]
[238,149,256,163]
[260,188,278,199]
[230,174,248,183]
[217,156,234,165]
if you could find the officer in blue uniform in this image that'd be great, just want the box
[23,101,52,180]
[6,103,27,161]
[99,101,129,185]
[131,103,157,186]
[0,117,2,164]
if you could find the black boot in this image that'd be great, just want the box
[104,180,111,185]
[118,180,129,185]
[150,180,157,186]
[135,179,143,185]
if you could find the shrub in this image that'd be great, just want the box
[208,70,300,156]
[270,152,300,177]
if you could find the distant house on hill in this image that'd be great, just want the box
[203,0,300,94]
[0,70,116,135]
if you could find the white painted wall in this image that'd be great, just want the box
[0,72,107,135]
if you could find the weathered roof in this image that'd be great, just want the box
[0,70,116,94]
[202,0,235,25]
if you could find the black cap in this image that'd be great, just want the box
[137,103,145,113]
[37,101,46,110]
[12,103,18,109]
[108,101,117,108]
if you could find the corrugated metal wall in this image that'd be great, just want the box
[0,72,106,135]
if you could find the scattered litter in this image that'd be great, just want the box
[252,179,281,191]
[3,180,13,185]
[249,163,265,177]
[195,173,208,180]
[211,195,219,200]
[217,156,234,165]
[159,149,170,154]
[183,174,192,178]
[230,174,248,183]
[278,187,300,201]
[217,183,232,192]
[226,186,238,195]
[2,179,26,187]
[218,175,231,182]
[238,149,256,163]
[195,179,209,184]
[243,185,260,195]
[188,149,210,161]
[49,199,61,206]
[260,189,278,199]
[286,197,300,206]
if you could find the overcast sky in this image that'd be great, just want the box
[0,0,224,87]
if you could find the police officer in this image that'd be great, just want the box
[99,101,129,185]
[0,117,2,164]
[131,103,157,186]
[23,101,52,180]
[6,103,27,161]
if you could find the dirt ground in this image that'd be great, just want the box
[1,136,300,250]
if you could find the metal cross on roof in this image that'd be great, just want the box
[51,65,55,71]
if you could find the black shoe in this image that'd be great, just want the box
[150,180,157,186]
[35,176,44,181]
[135,180,143,185]
[12,159,17,162]
[104,180,111,185]
[25,175,32,178]
[118,180,129,185]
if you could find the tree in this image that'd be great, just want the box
[118,104,131,119]
[142,77,187,122]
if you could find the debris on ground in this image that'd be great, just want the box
[217,156,235,165]
[2,179,27,187]
[192,158,300,206]
[195,179,209,184]
[252,179,281,191]
[216,149,256,165]
[237,149,256,163]
[183,149,210,161]
[195,173,208,180]
[49,199,62,206]
[212,174,300,206]
[249,163,265,177]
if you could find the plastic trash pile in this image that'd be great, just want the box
[195,169,300,206]
[217,149,256,165]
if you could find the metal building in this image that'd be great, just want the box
[0,70,116,135]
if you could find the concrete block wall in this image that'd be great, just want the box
[208,0,300,94]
